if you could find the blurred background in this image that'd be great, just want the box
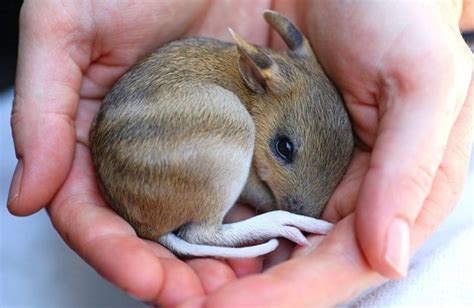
[1,1,473,307]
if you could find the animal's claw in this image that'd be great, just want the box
[279,226,309,246]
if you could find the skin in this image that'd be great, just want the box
[8,0,474,306]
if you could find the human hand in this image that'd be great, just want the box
[191,1,474,306]
[9,0,474,307]
[303,0,474,278]
[8,0,276,306]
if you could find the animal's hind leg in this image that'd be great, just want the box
[177,210,333,248]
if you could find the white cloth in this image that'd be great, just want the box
[1,88,473,307]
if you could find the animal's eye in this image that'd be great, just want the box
[274,136,294,163]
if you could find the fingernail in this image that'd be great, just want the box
[7,160,23,208]
[384,218,410,277]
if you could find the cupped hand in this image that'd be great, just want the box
[9,0,474,307]
[9,0,274,306]
[191,1,474,306]
[304,1,474,278]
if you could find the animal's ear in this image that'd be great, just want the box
[264,10,315,60]
[229,28,276,94]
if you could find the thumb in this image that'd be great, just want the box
[355,47,473,278]
[8,2,90,215]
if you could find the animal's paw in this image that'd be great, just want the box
[277,225,309,246]
[265,210,333,243]
[220,210,333,248]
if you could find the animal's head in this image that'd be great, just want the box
[231,11,354,217]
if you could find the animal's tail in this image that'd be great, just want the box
[158,233,279,258]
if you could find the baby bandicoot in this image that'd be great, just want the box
[89,11,354,258]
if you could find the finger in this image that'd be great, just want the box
[153,258,204,306]
[323,149,370,222]
[178,296,206,308]
[355,48,473,278]
[197,216,385,307]
[75,98,101,147]
[8,1,92,215]
[47,144,204,306]
[411,67,474,247]
[187,0,271,45]
[225,258,264,277]
[186,258,237,293]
